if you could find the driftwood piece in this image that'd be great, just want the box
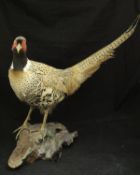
[8,123,78,169]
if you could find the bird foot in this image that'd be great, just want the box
[38,127,47,142]
[13,123,30,140]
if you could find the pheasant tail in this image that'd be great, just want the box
[67,14,140,89]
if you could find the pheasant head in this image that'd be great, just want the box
[11,36,28,70]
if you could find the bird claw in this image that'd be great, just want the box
[13,124,29,140]
[38,127,47,142]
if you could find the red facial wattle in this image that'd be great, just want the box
[11,41,17,51]
[21,40,27,52]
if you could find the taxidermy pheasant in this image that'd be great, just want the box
[9,15,140,138]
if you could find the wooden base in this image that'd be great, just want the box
[8,123,78,169]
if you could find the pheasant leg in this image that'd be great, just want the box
[40,111,49,139]
[14,107,33,139]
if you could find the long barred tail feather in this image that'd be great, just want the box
[68,14,140,85]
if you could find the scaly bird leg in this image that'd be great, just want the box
[13,107,34,139]
[40,110,49,139]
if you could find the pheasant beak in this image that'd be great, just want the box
[16,43,22,53]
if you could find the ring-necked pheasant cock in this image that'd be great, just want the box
[8,15,140,138]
